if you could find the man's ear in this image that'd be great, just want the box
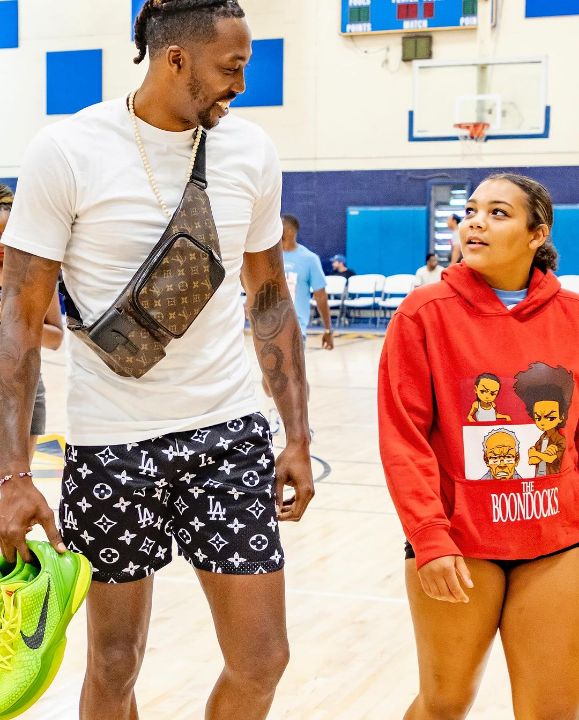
[166,45,186,74]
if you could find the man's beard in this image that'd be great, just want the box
[188,75,234,129]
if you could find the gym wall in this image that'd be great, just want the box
[1,0,578,264]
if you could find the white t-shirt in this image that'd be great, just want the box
[414,264,443,287]
[3,98,282,445]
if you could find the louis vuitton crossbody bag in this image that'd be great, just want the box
[61,91,225,379]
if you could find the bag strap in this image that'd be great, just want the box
[189,129,208,189]
[62,127,210,326]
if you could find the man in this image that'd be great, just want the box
[281,215,333,350]
[481,429,522,480]
[414,252,443,287]
[448,213,463,264]
[330,253,356,280]
[0,2,313,719]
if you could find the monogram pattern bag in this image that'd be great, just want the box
[64,130,225,379]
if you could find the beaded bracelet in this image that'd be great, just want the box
[0,471,33,488]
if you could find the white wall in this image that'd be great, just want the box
[1,0,578,177]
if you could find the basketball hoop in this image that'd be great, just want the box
[454,121,490,163]
[454,121,490,143]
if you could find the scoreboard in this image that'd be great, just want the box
[342,0,478,34]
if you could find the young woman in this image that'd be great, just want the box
[0,184,63,460]
[378,174,579,719]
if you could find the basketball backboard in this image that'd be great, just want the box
[409,58,549,141]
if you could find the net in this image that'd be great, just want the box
[454,121,490,142]
[454,122,490,163]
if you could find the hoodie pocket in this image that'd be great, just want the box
[448,471,573,559]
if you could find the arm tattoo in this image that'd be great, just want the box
[0,249,59,464]
[291,328,306,386]
[1,251,34,300]
[261,343,288,396]
[250,280,293,341]
[0,345,40,454]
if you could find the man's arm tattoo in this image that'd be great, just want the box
[261,343,288,396]
[250,280,293,341]
[292,328,305,386]
[0,345,40,454]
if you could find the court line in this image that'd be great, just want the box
[157,574,406,605]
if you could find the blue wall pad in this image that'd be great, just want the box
[0,178,17,193]
[346,207,428,276]
[0,1,18,49]
[47,50,103,116]
[526,0,579,17]
[132,0,146,39]
[233,39,284,107]
[552,205,579,274]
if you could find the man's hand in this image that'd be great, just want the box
[418,555,473,603]
[0,477,66,563]
[275,442,314,522]
[321,331,334,350]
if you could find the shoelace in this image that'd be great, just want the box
[0,587,21,671]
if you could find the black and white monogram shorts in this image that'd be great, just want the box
[58,413,284,583]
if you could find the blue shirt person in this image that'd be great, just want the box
[281,215,333,346]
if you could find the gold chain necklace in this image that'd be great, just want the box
[128,90,203,220]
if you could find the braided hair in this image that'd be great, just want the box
[134,0,245,64]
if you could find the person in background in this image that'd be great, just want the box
[414,253,443,288]
[262,215,333,432]
[0,183,63,461]
[448,213,463,264]
[281,215,333,351]
[330,254,356,280]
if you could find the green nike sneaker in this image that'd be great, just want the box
[0,557,39,623]
[0,558,10,578]
[0,557,38,586]
[0,541,91,719]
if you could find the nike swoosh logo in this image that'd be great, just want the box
[21,578,51,650]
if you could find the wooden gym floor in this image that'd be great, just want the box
[26,334,514,719]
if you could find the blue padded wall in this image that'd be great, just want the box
[0,178,17,193]
[132,0,145,39]
[552,205,579,274]
[346,207,428,276]
[234,39,284,107]
[526,0,579,17]
[46,49,103,115]
[0,0,18,49]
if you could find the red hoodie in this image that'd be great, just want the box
[378,264,579,569]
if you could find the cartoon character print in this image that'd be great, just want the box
[467,373,512,423]
[480,428,522,480]
[513,362,574,477]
